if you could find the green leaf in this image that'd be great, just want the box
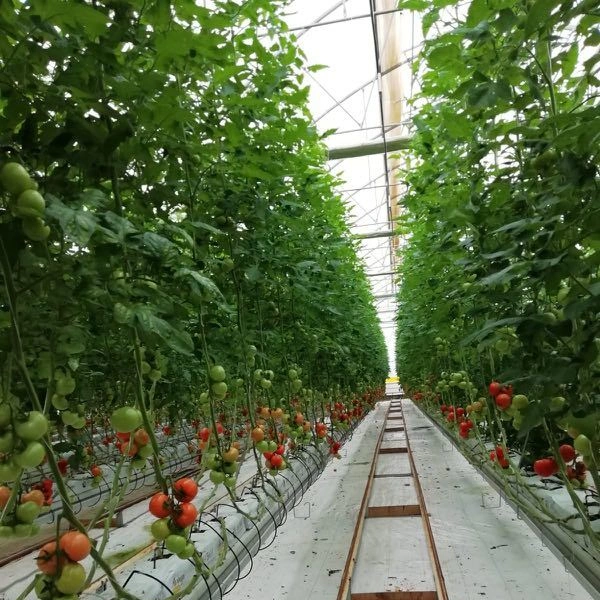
[524,0,561,35]
[133,306,194,356]
[46,196,101,245]
[30,0,110,37]
[466,0,490,27]
[479,262,530,287]
[517,403,544,438]
[175,268,223,300]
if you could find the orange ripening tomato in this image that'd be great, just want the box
[60,531,92,561]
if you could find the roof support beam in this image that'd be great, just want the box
[327,135,411,160]
[366,270,396,277]
[355,229,396,239]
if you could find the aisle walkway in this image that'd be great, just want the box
[227,399,595,600]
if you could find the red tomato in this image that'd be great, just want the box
[22,489,45,507]
[173,478,198,503]
[198,427,210,443]
[495,393,512,410]
[173,502,198,528]
[57,458,69,475]
[488,381,502,397]
[149,492,171,518]
[270,454,283,468]
[533,457,558,478]
[36,541,65,575]
[60,531,92,561]
[559,444,576,463]
[134,429,150,446]
[90,465,102,478]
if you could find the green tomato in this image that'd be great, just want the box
[141,361,151,375]
[165,534,187,554]
[291,379,302,392]
[15,441,46,468]
[0,162,34,195]
[0,430,15,453]
[253,369,263,381]
[70,416,86,430]
[209,365,226,382]
[204,454,221,470]
[210,470,226,485]
[222,461,237,475]
[51,394,69,410]
[512,394,529,410]
[246,355,256,367]
[137,444,153,459]
[148,369,161,382]
[549,396,566,412]
[0,525,14,538]
[55,377,76,396]
[574,434,593,455]
[14,523,35,537]
[15,189,45,218]
[113,302,131,324]
[0,460,20,482]
[248,344,257,355]
[255,440,269,453]
[199,391,209,403]
[55,562,86,595]
[0,403,11,428]
[110,406,142,433]
[151,518,171,541]
[15,412,48,441]
[177,542,196,559]
[22,217,50,241]
[211,382,227,398]
[16,501,42,524]
[288,369,298,381]
[267,440,278,452]
[61,411,77,426]
[260,379,272,390]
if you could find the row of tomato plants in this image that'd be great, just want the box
[0,1,388,599]
[395,0,599,552]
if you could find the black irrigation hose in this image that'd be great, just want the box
[246,488,279,550]
[199,516,255,596]
[199,517,244,591]
[122,570,174,595]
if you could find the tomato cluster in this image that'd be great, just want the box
[149,478,199,560]
[0,162,50,241]
[35,530,92,598]
[0,407,48,483]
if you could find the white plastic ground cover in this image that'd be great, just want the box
[0,416,363,600]
[225,402,388,600]
[402,399,597,600]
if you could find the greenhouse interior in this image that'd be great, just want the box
[0,0,599,599]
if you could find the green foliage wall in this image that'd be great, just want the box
[396,0,600,410]
[0,0,388,419]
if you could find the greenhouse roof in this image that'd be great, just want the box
[284,0,423,375]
